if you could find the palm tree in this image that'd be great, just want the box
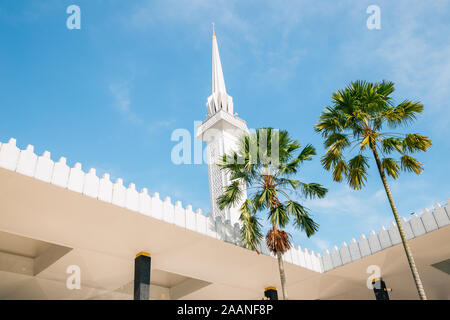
[315,80,431,300]
[216,128,327,300]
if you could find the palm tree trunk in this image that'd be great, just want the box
[371,146,427,300]
[276,251,288,300]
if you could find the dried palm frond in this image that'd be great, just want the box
[266,228,291,254]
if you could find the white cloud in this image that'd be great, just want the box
[109,81,176,132]
[305,185,391,227]
[374,25,450,115]
[127,0,255,43]
[340,1,450,125]
[312,237,330,251]
[109,82,143,125]
[123,0,325,83]
[124,1,450,100]
[147,119,177,133]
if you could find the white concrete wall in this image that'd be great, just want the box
[1,137,447,275]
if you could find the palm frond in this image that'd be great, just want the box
[300,182,328,199]
[277,178,300,190]
[278,158,300,175]
[217,181,242,210]
[253,186,278,211]
[314,106,346,136]
[321,146,342,171]
[297,144,316,162]
[269,205,289,228]
[376,80,395,98]
[324,132,351,149]
[400,155,424,174]
[382,157,400,179]
[347,154,369,189]
[402,134,432,153]
[383,101,424,127]
[332,159,349,182]
[285,200,318,237]
[382,137,403,154]
[239,199,263,252]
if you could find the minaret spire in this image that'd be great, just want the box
[206,25,234,117]
[197,25,248,224]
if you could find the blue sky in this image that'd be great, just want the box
[1,0,449,254]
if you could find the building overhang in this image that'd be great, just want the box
[0,167,449,299]
[0,136,449,299]
[196,110,248,141]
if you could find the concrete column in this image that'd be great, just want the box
[134,252,151,300]
[372,278,390,300]
[264,286,278,300]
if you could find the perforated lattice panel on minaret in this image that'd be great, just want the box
[207,138,228,220]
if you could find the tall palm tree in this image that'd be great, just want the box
[216,128,327,300]
[315,80,432,300]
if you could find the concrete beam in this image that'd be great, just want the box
[169,278,211,300]
[34,245,72,276]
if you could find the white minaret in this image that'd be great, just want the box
[196,25,248,224]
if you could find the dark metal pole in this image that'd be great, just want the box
[372,278,390,300]
[134,252,151,300]
[264,286,278,300]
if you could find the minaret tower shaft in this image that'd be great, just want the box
[196,26,248,224]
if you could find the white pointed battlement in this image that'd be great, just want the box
[320,201,450,272]
[0,137,248,261]
[0,137,323,273]
[2,137,447,276]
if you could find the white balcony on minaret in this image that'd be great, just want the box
[196,26,248,224]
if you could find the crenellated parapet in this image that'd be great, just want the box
[320,200,450,272]
[1,137,447,275]
[0,138,243,251]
